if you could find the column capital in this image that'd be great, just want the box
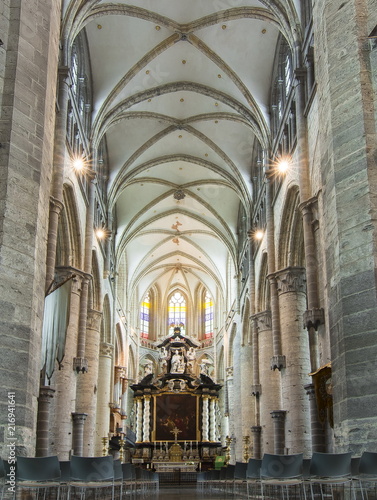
[270,354,286,371]
[73,357,88,373]
[251,425,262,434]
[270,410,286,420]
[251,310,272,332]
[304,383,316,399]
[275,267,306,294]
[251,384,262,397]
[303,307,325,330]
[226,366,234,379]
[71,412,88,423]
[38,386,55,402]
[49,196,64,215]
[100,342,114,357]
[87,308,103,329]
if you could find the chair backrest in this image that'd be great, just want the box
[70,456,114,482]
[225,464,235,479]
[234,462,247,479]
[309,452,352,478]
[121,462,133,481]
[246,458,262,479]
[59,461,70,482]
[16,456,61,481]
[261,453,303,479]
[113,460,123,481]
[359,451,377,476]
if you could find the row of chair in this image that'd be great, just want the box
[197,451,377,499]
[0,455,159,500]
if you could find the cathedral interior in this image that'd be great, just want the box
[1,0,377,493]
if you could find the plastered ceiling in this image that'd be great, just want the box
[62,1,300,307]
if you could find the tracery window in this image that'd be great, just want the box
[140,292,150,339]
[168,291,186,335]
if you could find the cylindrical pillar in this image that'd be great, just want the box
[72,412,88,456]
[95,342,113,455]
[36,386,55,457]
[275,267,311,454]
[251,425,262,459]
[53,275,81,460]
[305,383,326,452]
[76,309,102,456]
[255,310,281,454]
[271,410,286,454]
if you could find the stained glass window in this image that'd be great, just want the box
[140,292,150,338]
[204,291,213,339]
[168,291,186,335]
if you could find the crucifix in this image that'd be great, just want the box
[170,426,182,443]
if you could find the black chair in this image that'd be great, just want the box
[246,458,262,499]
[68,455,114,500]
[260,453,306,499]
[59,461,70,500]
[308,451,356,500]
[121,462,136,498]
[356,451,377,500]
[113,459,123,499]
[15,456,61,500]
[234,461,247,496]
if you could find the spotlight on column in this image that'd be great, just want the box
[254,229,264,241]
[277,157,291,173]
[95,227,110,240]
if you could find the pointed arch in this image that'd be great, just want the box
[277,185,304,269]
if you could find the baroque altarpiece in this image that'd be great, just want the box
[130,328,222,469]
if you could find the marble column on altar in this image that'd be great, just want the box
[136,397,143,442]
[202,395,210,442]
[143,396,151,442]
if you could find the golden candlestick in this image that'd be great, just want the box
[102,436,109,456]
[119,434,125,463]
[243,435,250,462]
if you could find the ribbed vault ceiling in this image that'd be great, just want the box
[62,1,301,308]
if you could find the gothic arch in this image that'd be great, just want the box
[56,184,82,268]
[277,185,304,269]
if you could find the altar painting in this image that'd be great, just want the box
[155,394,197,441]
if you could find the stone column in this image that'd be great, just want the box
[95,342,113,455]
[53,275,81,459]
[265,173,286,372]
[255,310,280,454]
[275,267,311,454]
[135,397,143,443]
[251,426,262,459]
[76,309,102,456]
[305,383,326,452]
[72,412,87,456]
[202,396,210,442]
[271,410,286,454]
[36,386,55,457]
[120,377,128,419]
[143,396,151,442]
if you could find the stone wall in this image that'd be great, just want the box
[0,0,61,457]
[313,0,377,453]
